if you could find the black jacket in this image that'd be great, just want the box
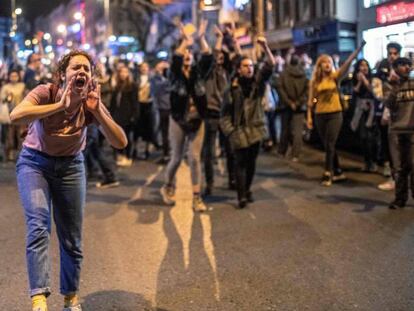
[205,51,241,118]
[109,83,139,128]
[151,73,171,110]
[385,76,414,133]
[220,62,274,149]
[169,53,214,132]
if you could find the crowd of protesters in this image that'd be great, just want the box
[0,27,413,212]
[1,25,414,210]
[1,20,414,311]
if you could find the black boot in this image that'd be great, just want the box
[246,191,254,203]
[389,200,406,209]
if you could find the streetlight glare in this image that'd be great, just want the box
[57,24,66,33]
[15,8,22,15]
[43,33,51,40]
[74,12,83,20]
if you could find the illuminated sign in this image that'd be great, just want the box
[377,1,414,24]
[364,0,392,9]
[234,0,249,10]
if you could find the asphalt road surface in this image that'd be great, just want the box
[1,146,413,310]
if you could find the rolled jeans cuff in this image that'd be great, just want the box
[30,287,51,298]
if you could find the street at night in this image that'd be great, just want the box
[2,146,414,310]
[1,0,414,310]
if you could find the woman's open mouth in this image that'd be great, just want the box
[75,76,86,88]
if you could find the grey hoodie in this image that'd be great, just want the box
[277,65,308,111]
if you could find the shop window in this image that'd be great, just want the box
[364,0,392,9]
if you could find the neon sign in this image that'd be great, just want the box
[377,1,414,24]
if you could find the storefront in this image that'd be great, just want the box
[292,20,356,60]
[359,0,414,67]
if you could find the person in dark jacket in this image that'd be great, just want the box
[134,62,155,160]
[384,57,414,209]
[203,25,241,196]
[277,54,308,161]
[350,59,378,172]
[374,42,402,191]
[109,66,139,167]
[220,36,275,208]
[151,61,171,164]
[84,62,119,188]
[23,53,43,91]
[160,20,214,212]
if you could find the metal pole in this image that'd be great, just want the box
[10,0,17,62]
[104,0,112,55]
[256,0,264,36]
[254,0,264,61]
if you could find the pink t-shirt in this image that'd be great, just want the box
[23,83,97,156]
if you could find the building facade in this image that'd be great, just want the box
[358,0,414,67]
[262,0,357,59]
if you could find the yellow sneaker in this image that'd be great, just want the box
[63,294,82,311]
[32,294,47,311]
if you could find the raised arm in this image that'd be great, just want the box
[214,25,224,52]
[337,41,366,80]
[226,22,242,56]
[171,23,191,76]
[257,36,276,67]
[198,19,211,55]
[197,19,213,78]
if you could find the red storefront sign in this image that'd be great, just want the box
[377,1,414,24]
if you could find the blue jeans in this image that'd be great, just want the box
[16,147,86,297]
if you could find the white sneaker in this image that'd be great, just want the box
[63,304,82,311]
[378,179,395,191]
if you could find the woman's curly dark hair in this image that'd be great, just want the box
[53,50,95,86]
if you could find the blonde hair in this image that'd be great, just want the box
[310,54,336,89]
[308,54,336,107]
